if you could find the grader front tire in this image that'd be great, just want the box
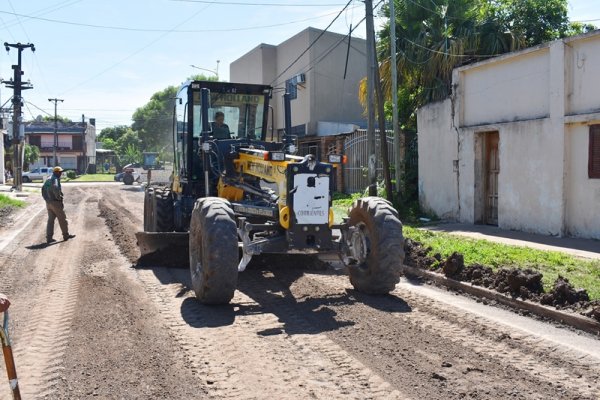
[189,198,239,304]
[346,197,404,294]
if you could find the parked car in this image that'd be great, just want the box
[22,167,53,183]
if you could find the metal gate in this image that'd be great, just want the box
[343,129,396,194]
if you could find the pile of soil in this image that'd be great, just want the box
[404,238,600,322]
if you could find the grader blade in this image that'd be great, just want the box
[135,232,189,268]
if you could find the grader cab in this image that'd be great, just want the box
[136,80,404,304]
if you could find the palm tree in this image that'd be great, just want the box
[361,0,522,127]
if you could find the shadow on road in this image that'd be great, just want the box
[120,186,144,192]
[26,241,62,250]
[148,254,413,336]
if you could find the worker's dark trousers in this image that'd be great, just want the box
[46,200,69,240]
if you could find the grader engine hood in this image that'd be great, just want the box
[286,158,334,250]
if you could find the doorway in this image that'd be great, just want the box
[484,132,499,225]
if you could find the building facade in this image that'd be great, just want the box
[230,27,367,138]
[417,30,600,239]
[25,118,96,173]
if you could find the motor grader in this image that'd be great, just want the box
[137,80,404,304]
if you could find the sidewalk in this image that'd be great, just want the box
[0,183,37,197]
[421,222,600,260]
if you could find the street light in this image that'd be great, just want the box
[190,60,220,80]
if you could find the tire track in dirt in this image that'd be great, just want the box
[96,184,600,399]
[299,272,600,399]
[97,195,407,399]
[0,188,90,399]
[133,267,406,400]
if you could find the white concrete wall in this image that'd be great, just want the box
[461,49,550,127]
[497,120,561,234]
[419,39,577,236]
[565,35,600,116]
[565,124,600,239]
[417,99,459,219]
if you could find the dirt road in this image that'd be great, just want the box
[0,183,599,399]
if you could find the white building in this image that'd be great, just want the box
[230,27,367,138]
[417,30,600,239]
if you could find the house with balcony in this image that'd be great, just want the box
[25,117,96,173]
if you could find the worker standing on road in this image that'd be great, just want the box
[42,166,75,244]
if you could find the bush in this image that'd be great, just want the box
[66,170,77,179]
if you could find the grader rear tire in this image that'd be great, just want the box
[143,188,155,231]
[189,197,239,304]
[154,189,174,232]
[346,197,404,294]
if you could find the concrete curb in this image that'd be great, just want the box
[401,265,600,336]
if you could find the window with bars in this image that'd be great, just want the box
[589,125,600,179]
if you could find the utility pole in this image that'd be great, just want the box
[48,98,64,167]
[365,0,377,196]
[3,42,35,191]
[374,56,393,202]
[390,0,402,197]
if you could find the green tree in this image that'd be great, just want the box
[27,115,73,124]
[24,144,40,167]
[369,0,587,127]
[371,0,520,112]
[120,143,142,165]
[98,125,130,142]
[99,137,117,151]
[132,86,177,152]
[115,129,142,158]
[566,21,597,36]
[486,0,571,47]
[131,73,218,152]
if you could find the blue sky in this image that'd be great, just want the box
[0,0,597,132]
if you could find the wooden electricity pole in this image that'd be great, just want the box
[3,42,35,191]
[48,98,64,167]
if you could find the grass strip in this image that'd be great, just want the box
[332,194,600,300]
[0,194,26,209]
[404,226,600,300]
[69,174,116,182]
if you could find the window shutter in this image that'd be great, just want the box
[589,125,600,179]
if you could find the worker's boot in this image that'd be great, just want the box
[63,234,76,241]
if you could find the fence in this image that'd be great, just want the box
[343,129,396,194]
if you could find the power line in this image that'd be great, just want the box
[7,0,31,42]
[271,0,383,87]
[572,18,600,23]
[25,101,53,117]
[270,0,354,86]
[59,3,215,96]
[294,17,367,83]
[171,0,347,6]
[0,7,360,33]
[402,37,502,58]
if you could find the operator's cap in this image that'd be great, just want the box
[53,166,64,173]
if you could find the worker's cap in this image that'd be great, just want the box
[53,166,64,173]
